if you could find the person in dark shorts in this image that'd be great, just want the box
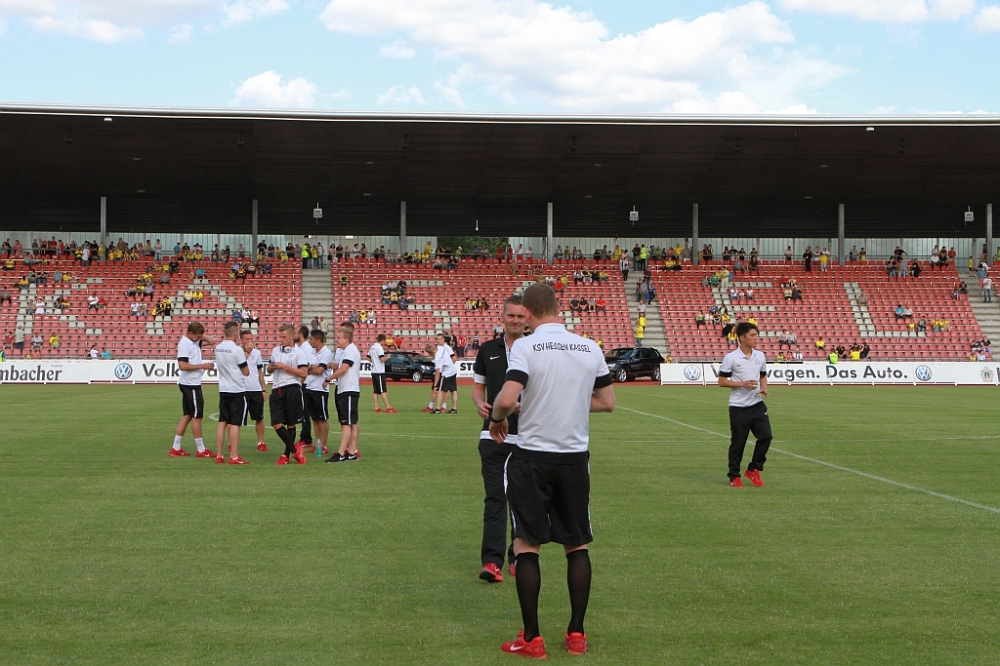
[368,333,396,413]
[170,322,216,458]
[294,325,314,451]
[717,321,772,488]
[267,324,309,465]
[489,283,615,658]
[304,329,334,456]
[214,321,251,464]
[240,329,268,451]
[326,326,362,462]
[472,295,526,583]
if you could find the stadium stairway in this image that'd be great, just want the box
[301,266,335,342]
[963,276,1000,344]
[625,273,668,354]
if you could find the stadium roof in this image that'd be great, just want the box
[1,104,998,238]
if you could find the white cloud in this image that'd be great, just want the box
[222,0,288,26]
[779,0,975,23]
[379,38,414,58]
[232,70,318,108]
[320,0,843,113]
[973,5,1000,31]
[29,15,144,42]
[377,85,425,105]
[168,22,193,42]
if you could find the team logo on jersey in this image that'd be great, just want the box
[683,365,702,381]
[914,365,932,382]
[981,367,995,383]
[114,363,133,380]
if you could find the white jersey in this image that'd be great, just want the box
[305,346,334,392]
[368,342,386,373]
[718,347,767,407]
[506,323,611,455]
[270,344,308,388]
[177,335,205,386]
[214,339,248,394]
[337,343,362,394]
[435,344,458,378]
[244,348,264,392]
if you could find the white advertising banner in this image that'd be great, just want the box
[661,361,999,386]
[0,360,92,384]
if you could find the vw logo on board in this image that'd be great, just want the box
[683,365,702,381]
[914,365,932,382]
[114,363,134,380]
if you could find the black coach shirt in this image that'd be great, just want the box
[473,336,519,439]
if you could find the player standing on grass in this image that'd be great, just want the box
[267,324,309,465]
[326,326,361,463]
[369,334,397,413]
[472,295,526,583]
[240,330,268,452]
[294,325,315,452]
[717,321,772,488]
[170,322,216,458]
[422,343,438,412]
[305,330,334,457]
[433,333,459,414]
[214,321,250,464]
[489,283,615,658]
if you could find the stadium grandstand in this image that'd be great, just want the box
[1,105,998,363]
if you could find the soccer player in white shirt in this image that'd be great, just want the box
[368,334,396,413]
[433,333,459,414]
[305,330,334,456]
[214,321,251,464]
[717,321,773,488]
[326,326,362,462]
[240,329,268,452]
[267,324,309,465]
[170,321,217,458]
[294,325,315,452]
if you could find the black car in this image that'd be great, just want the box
[604,347,664,382]
[385,351,437,383]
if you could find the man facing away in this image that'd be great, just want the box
[304,329,334,457]
[369,334,397,413]
[214,321,251,464]
[488,283,615,658]
[267,324,309,465]
[170,322,217,458]
[240,329,268,452]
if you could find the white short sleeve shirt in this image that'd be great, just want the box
[177,335,204,386]
[718,348,767,407]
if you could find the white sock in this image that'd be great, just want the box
[428,401,434,409]
[194,438,205,452]
[172,435,183,450]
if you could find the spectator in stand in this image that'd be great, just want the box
[33,297,45,315]
[32,332,43,351]
[983,273,993,302]
[815,336,825,351]
[595,298,607,313]
[818,248,829,272]
[894,304,913,319]
[803,246,813,272]
[49,333,60,351]
[849,245,859,263]
[0,284,11,307]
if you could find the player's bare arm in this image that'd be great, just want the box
[590,384,616,413]
[472,382,492,420]
[488,379,522,443]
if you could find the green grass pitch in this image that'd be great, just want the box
[1,382,998,665]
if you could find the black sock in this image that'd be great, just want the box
[276,427,295,454]
[514,552,541,641]
[566,549,591,635]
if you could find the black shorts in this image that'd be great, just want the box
[439,374,457,393]
[372,373,387,394]
[336,391,360,426]
[505,451,593,547]
[179,384,205,419]
[219,392,248,426]
[304,389,330,421]
[269,384,304,426]
[245,390,265,422]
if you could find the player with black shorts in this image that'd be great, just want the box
[240,329,268,451]
[294,325,315,451]
[214,321,251,464]
[169,322,216,458]
[489,283,615,659]
[718,322,772,487]
[472,295,526,583]
[267,324,309,465]
[326,325,361,462]
[304,329,334,456]
[368,334,396,413]
[433,333,458,413]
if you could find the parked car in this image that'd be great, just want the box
[385,351,436,383]
[604,347,664,382]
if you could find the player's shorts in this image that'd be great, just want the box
[440,374,458,393]
[304,389,330,421]
[336,391,360,426]
[179,384,205,418]
[244,390,265,422]
[371,373,387,394]
[269,384,304,426]
[504,450,593,547]
[218,392,248,426]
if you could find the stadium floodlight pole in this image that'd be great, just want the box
[692,203,699,266]
[400,201,406,255]
[988,204,994,261]
[546,202,553,265]
[252,199,258,252]
[100,196,107,248]
[838,204,845,266]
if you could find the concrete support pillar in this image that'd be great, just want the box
[987,204,993,261]
[546,202,554,265]
[251,199,259,252]
[692,203,699,266]
[100,197,107,248]
[837,203,845,265]
[400,201,407,255]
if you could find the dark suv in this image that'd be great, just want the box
[385,351,437,383]
[604,347,664,382]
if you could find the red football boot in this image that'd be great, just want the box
[374,408,382,413]
[509,560,517,578]
[501,632,547,659]
[564,632,587,655]
[195,449,215,458]
[421,407,433,412]
[293,444,307,465]
[385,407,398,414]
[275,455,290,465]
[479,562,503,583]
[744,469,764,487]
[321,445,329,454]
[216,455,225,464]
[228,456,249,465]
[256,442,268,452]
[730,477,744,487]
[168,448,190,457]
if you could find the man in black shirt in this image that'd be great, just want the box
[471,295,526,583]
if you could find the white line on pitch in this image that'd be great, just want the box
[618,406,1000,516]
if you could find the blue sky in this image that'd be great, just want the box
[0,0,997,114]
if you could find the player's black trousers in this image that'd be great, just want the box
[300,413,312,444]
[479,439,516,567]
[728,402,772,479]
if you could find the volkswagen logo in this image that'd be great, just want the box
[683,365,702,381]
[114,363,133,380]
[914,365,932,382]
